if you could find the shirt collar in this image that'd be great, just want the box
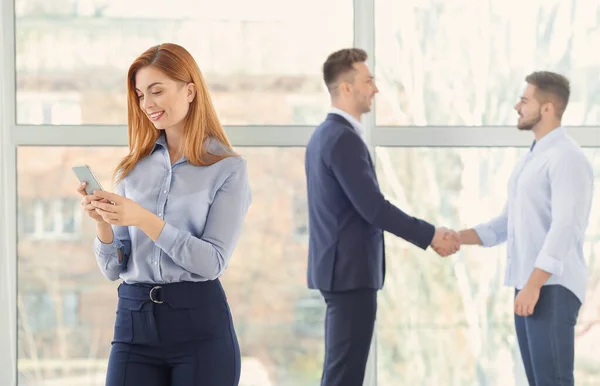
[151,133,188,163]
[530,126,565,153]
[152,132,168,153]
[329,107,365,137]
[151,133,232,159]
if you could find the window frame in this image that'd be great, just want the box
[18,198,82,241]
[1,0,599,385]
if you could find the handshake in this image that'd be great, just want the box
[430,227,461,257]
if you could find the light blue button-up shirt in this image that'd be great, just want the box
[474,127,593,303]
[93,134,252,284]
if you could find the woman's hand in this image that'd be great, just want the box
[77,182,108,223]
[91,190,150,227]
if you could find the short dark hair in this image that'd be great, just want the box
[322,48,368,95]
[525,71,570,118]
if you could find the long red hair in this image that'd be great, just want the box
[114,43,234,183]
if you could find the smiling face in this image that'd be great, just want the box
[345,62,378,115]
[134,66,196,132]
[514,83,544,131]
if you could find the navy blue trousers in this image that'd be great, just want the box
[105,280,241,386]
[515,285,582,386]
[319,288,377,386]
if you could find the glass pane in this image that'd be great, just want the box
[375,0,600,126]
[16,0,352,126]
[375,147,600,385]
[17,146,323,385]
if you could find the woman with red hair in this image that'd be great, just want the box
[77,43,251,386]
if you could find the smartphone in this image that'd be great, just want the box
[72,164,104,195]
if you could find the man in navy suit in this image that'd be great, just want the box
[305,48,459,386]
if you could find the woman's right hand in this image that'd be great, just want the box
[77,182,108,223]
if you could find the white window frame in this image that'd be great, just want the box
[19,198,82,241]
[1,0,599,385]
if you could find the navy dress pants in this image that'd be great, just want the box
[319,288,377,386]
[105,280,241,386]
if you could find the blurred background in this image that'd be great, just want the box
[1,0,600,385]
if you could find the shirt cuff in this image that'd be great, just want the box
[535,252,564,276]
[472,224,498,247]
[93,236,124,259]
[155,222,179,254]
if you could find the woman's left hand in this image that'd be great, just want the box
[91,190,150,227]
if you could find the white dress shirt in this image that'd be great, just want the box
[474,127,593,303]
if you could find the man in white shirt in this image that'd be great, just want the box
[458,71,593,386]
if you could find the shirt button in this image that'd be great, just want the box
[163,190,167,193]
[154,262,158,266]
[158,212,162,217]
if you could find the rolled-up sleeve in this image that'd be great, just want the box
[473,203,509,247]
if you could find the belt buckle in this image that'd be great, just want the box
[149,286,163,304]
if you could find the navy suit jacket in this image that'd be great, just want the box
[305,113,436,292]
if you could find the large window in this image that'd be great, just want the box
[15,0,353,126]
[4,1,600,386]
[16,147,323,386]
[374,0,600,126]
[375,147,600,385]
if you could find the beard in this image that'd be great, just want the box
[357,96,372,114]
[517,109,542,131]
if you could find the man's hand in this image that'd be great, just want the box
[514,285,541,317]
[431,227,460,257]
[514,269,551,316]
